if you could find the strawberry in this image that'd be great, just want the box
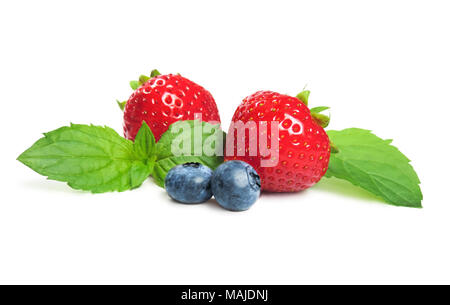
[122,71,221,141]
[225,90,331,192]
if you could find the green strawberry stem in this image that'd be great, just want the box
[138,75,150,85]
[329,141,339,153]
[116,68,162,112]
[310,106,330,113]
[296,90,310,106]
[312,113,330,128]
[116,100,127,111]
[296,89,333,147]
[150,69,161,77]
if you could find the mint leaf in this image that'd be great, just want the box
[325,128,422,208]
[133,121,156,160]
[156,120,225,160]
[130,80,140,90]
[153,120,225,187]
[17,124,152,193]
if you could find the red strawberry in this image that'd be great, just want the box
[123,72,221,141]
[225,90,331,192]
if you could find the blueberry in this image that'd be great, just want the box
[165,163,213,204]
[211,161,261,211]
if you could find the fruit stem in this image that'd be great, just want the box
[312,113,330,128]
[330,141,339,153]
[150,69,161,77]
[296,90,310,106]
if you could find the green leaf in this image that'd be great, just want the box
[310,106,330,114]
[17,124,152,193]
[325,128,423,208]
[138,75,150,86]
[117,70,162,109]
[312,113,330,128]
[329,141,339,153]
[153,120,225,187]
[116,99,126,111]
[129,80,140,90]
[150,69,161,77]
[133,121,156,160]
[296,90,310,106]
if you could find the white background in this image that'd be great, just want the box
[1,0,449,284]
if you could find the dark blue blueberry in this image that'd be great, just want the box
[165,163,213,204]
[211,161,261,211]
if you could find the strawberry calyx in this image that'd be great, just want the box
[138,75,150,85]
[311,112,330,128]
[296,90,337,152]
[150,69,161,78]
[131,69,161,90]
[116,100,126,111]
[310,106,330,113]
[137,69,161,86]
[296,90,331,128]
[117,69,162,111]
[296,90,310,106]
[310,106,330,128]
[330,141,339,153]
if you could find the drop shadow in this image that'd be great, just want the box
[261,189,311,198]
[19,179,86,195]
[202,198,227,211]
[313,177,382,203]
[163,192,225,211]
